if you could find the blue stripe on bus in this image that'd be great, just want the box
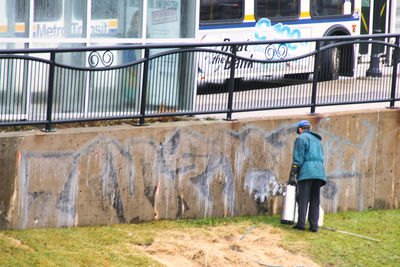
[199,17,359,30]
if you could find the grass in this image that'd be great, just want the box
[279,209,400,266]
[0,225,162,267]
[0,209,398,266]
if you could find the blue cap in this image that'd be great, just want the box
[298,120,311,128]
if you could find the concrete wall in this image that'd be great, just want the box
[0,109,399,230]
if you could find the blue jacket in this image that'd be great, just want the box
[292,130,326,185]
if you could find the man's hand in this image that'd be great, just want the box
[288,164,298,185]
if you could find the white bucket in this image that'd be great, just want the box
[280,184,297,224]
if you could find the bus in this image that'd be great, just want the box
[198,0,364,82]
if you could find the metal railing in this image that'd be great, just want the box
[0,34,399,131]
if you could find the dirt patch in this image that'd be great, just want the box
[0,233,34,251]
[135,223,319,267]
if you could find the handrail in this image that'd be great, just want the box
[0,34,399,130]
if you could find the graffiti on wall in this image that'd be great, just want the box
[319,118,375,212]
[13,119,375,228]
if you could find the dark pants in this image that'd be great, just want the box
[296,179,322,230]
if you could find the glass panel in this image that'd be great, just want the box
[200,0,244,24]
[0,42,29,121]
[85,43,141,115]
[33,0,86,38]
[122,45,143,63]
[15,0,26,22]
[255,0,299,20]
[359,0,370,54]
[90,0,119,37]
[0,0,27,37]
[0,42,26,50]
[311,0,354,17]
[34,0,62,22]
[396,0,400,33]
[147,0,196,38]
[92,0,118,20]
[125,0,143,38]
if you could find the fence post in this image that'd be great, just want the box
[311,41,321,113]
[226,45,237,120]
[139,48,150,126]
[44,52,56,132]
[366,1,383,78]
[390,36,400,108]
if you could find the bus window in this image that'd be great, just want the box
[1,0,28,37]
[88,0,119,37]
[34,0,62,22]
[14,0,62,22]
[91,0,118,20]
[200,0,244,24]
[255,0,300,21]
[15,0,26,23]
[74,0,118,20]
[311,0,354,18]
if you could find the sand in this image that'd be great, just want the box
[134,223,319,267]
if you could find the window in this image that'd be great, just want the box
[311,0,354,17]
[15,0,63,22]
[15,0,26,23]
[147,0,195,38]
[74,0,118,20]
[91,0,118,20]
[34,0,62,22]
[255,0,299,21]
[396,0,400,33]
[200,0,244,24]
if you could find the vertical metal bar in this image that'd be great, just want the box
[311,41,321,113]
[53,66,59,119]
[39,62,46,120]
[139,48,150,125]
[390,37,399,108]
[226,45,237,120]
[69,68,75,118]
[59,67,65,118]
[0,59,4,121]
[120,67,126,115]
[9,59,15,119]
[45,52,56,132]
[72,68,78,118]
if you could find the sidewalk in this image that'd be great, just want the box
[196,102,394,120]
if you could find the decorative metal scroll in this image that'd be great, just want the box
[264,43,288,60]
[88,50,114,67]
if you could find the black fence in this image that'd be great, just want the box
[1,34,399,131]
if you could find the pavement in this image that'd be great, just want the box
[196,102,395,120]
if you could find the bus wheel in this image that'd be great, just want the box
[319,44,340,81]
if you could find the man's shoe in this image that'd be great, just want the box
[310,228,318,233]
[293,225,305,231]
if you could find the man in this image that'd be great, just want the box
[288,120,326,232]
